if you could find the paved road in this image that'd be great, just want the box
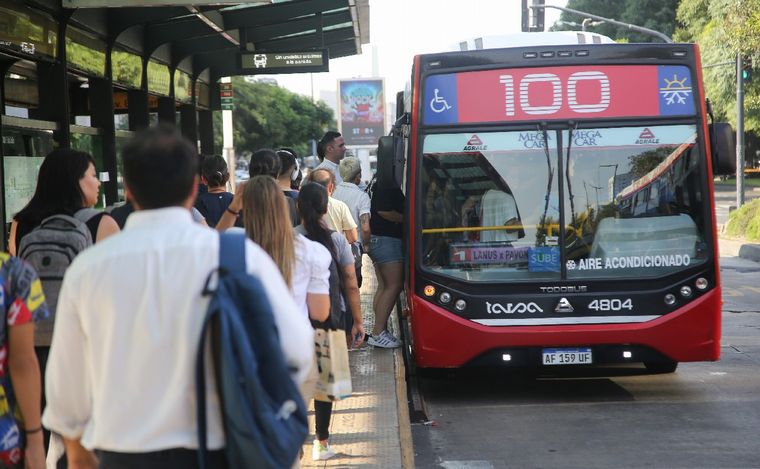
[410,256,760,469]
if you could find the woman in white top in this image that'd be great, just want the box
[241,175,331,323]
[241,175,331,468]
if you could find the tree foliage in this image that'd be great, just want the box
[628,147,673,179]
[676,0,760,131]
[213,78,335,157]
[550,0,679,43]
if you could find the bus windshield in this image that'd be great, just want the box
[419,124,709,282]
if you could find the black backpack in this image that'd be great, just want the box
[18,208,99,345]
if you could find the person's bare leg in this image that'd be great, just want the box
[372,261,403,336]
[372,262,384,331]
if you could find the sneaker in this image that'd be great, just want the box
[367,330,401,348]
[312,439,336,460]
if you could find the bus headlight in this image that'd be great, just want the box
[423,285,436,297]
[439,292,452,304]
[455,299,467,311]
[664,294,677,305]
[680,286,693,298]
[695,278,709,290]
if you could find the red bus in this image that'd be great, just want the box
[377,38,735,373]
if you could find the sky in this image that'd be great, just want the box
[260,0,568,107]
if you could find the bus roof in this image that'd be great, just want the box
[455,31,615,51]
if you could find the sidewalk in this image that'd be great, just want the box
[300,256,413,468]
[719,236,760,261]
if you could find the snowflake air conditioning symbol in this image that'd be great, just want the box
[660,74,692,105]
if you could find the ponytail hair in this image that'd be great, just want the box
[201,154,229,188]
[296,182,337,260]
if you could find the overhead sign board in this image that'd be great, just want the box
[63,0,265,7]
[240,50,329,74]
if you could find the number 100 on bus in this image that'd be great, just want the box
[499,71,610,116]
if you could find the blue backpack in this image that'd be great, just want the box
[196,232,308,469]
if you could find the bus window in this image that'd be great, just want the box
[562,124,708,279]
[419,131,560,281]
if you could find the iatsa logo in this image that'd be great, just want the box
[463,134,487,151]
[486,301,543,314]
[635,128,660,145]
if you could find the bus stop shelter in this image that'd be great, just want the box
[0,0,369,249]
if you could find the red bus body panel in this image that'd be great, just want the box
[410,288,721,368]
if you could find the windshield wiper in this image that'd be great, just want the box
[539,123,554,243]
[566,122,579,229]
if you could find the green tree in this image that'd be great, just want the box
[550,0,678,43]
[213,78,335,157]
[675,0,760,131]
[628,147,674,179]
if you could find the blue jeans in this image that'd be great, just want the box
[368,235,403,265]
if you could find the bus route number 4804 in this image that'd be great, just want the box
[542,348,593,366]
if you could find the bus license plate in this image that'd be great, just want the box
[542,348,592,366]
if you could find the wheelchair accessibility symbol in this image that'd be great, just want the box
[429,88,452,113]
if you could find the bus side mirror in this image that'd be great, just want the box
[377,135,398,188]
[709,122,736,176]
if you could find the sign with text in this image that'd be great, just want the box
[338,78,386,146]
[449,244,529,265]
[220,82,234,110]
[423,65,695,125]
[240,50,328,74]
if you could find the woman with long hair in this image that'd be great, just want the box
[8,148,119,457]
[242,176,332,465]
[295,182,365,461]
[10,149,119,255]
[241,175,331,318]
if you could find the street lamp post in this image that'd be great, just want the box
[737,53,746,207]
[529,4,673,43]
[599,164,619,201]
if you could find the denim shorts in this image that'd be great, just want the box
[368,235,403,265]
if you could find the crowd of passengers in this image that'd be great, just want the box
[0,125,405,468]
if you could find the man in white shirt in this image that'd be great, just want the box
[308,169,358,244]
[333,157,371,287]
[42,125,313,469]
[315,131,346,184]
[333,157,371,248]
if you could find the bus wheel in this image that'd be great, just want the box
[644,359,678,374]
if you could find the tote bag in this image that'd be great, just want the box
[313,327,352,402]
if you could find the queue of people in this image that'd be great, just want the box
[1,127,405,468]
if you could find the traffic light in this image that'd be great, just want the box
[521,0,545,32]
[742,56,753,83]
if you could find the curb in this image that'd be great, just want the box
[738,244,760,262]
[394,347,415,469]
[718,236,760,262]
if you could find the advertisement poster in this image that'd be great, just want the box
[338,78,386,146]
[4,156,45,223]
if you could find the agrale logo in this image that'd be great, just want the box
[635,128,660,145]
[463,134,488,151]
[486,301,543,314]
